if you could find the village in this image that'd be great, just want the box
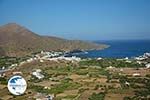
[0,51,81,76]
[0,51,150,78]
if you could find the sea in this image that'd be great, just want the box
[69,40,150,58]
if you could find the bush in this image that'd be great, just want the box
[94,85,99,90]
[0,77,7,85]
[88,92,105,100]
[123,97,132,100]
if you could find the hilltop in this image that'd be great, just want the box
[0,23,108,57]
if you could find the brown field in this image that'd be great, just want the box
[1,60,150,100]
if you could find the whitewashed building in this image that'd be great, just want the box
[32,69,44,79]
[146,63,150,69]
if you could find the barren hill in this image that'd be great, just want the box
[0,23,108,57]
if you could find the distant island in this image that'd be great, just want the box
[0,23,108,57]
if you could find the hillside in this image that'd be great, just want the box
[0,23,108,57]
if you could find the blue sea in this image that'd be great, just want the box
[72,40,150,58]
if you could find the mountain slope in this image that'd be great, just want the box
[0,23,108,57]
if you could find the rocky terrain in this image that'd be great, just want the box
[0,23,108,57]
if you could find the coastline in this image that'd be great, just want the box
[67,40,150,58]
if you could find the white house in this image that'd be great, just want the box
[135,57,145,60]
[97,57,102,60]
[125,81,130,86]
[137,61,142,64]
[107,66,114,69]
[124,57,129,60]
[125,60,132,63]
[40,59,44,63]
[32,69,44,79]
[146,63,150,69]
[10,64,18,68]
[132,73,140,77]
[27,58,34,63]
[19,61,26,66]
[144,53,150,58]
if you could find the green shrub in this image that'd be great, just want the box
[88,92,105,100]
[0,77,7,85]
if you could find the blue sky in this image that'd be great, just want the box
[0,0,150,40]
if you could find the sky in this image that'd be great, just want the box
[0,0,150,40]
